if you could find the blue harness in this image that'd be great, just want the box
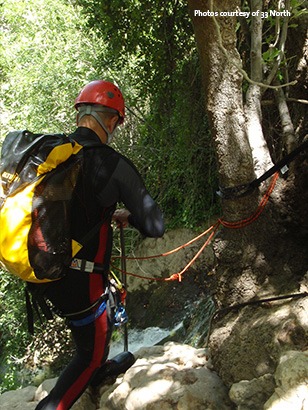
[70,300,107,327]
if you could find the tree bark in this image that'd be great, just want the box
[245,0,273,177]
[187,0,257,220]
[274,82,297,154]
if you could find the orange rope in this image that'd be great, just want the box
[171,221,221,282]
[110,222,221,283]
[112,224,216,261]
[219,172,279,229]
[111,172,280,283]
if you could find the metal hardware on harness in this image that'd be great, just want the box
[114,305,128,327]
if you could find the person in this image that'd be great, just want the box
[34,80,165,409]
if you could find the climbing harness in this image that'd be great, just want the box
[70,299,108,327]
[35,274,128,329]
[66,283,128,328]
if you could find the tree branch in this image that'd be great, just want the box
[261,98,308,105]
[209,0,297,90]
[250,0,263,82]
[245,0,273,175]
[274,78,297,154]
[264,0,291,88]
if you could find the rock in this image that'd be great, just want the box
[0,385,37,410]
[264,350,308,410]
[34,376,97,410]
[34,377,58,401]
[229,374,276,409]
[71,388,96,410]
[0,403,37,410]
[209,296,308,386]
[98,342,232,409]
[0,343,232,410]
[228,350,308,410]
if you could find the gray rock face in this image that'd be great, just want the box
[0,386,37,409]
[98,342,232,410]
[264,350,308,410]
[229,350,308,410]
[229,374,276,409]
[0,342,232,410]
[1,344,306,410]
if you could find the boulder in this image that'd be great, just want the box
[98,342,232,409]
[264,350,308,410]
[34,376,96,410]
[0,385,37,410]
[229,374,276,409]
[0,342,232,410]
[34,377,58,402]
[228,350,308,410]
[209,296,308,386]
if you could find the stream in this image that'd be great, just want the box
[109,324,183,358]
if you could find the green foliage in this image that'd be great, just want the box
[0,0,107,137]
[138,56,219,228]
[76,0,194,94]
[0,271,31,392]
[239,0,307,85]
[0,0,219,393]
[76,0,219,228]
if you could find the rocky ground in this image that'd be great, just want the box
[1,341,307,410]
[1,226,307,409]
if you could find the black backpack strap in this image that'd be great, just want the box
[78,206,115,249]
[25,287,35,335]
[25,283,53,335]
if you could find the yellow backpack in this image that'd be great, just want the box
[0,130,86,283]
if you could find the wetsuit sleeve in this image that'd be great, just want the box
[97,156,165,238]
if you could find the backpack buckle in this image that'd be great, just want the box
[70,258,94,272]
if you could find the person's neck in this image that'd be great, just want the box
[78,118,107,144]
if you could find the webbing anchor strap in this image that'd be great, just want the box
[217,139,308,200]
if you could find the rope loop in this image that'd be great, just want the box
[111,172,280,283]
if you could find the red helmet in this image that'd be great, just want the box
[75,80,125,124]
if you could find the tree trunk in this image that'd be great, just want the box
[187,0,258,221]
[187,0,308,392]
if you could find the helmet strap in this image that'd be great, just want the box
[78,105,117,144]
[91,111,115,144]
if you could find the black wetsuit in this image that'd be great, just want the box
[35,127,164,410]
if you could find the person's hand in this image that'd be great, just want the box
[112,208,131,228]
